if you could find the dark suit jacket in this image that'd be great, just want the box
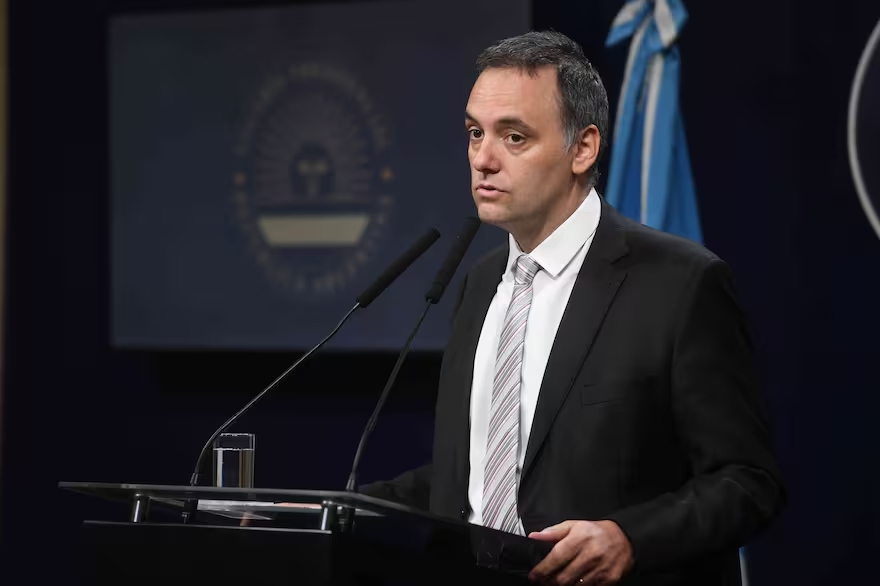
[364,199,785,585]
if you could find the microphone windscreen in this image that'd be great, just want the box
[425,217,481,304]
[355,228,441,308]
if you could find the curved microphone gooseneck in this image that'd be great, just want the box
[345,217,481,494]
[180,228,440,523]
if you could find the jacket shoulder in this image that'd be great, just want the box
[610,207,721,270]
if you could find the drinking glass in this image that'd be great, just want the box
[212,432,255,488]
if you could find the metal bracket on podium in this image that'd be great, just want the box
[319,500,338,530]
[130,493,151,523]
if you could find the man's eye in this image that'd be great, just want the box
[469,128,483,139]
[508,134,525,144]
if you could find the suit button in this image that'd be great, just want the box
[459,508,467,519]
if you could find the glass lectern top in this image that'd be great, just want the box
[60,481,552,581]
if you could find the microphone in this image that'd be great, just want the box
[345,217,481,493]
[425,217,481,303]
[357,228,442,308]
[182,228,440,519]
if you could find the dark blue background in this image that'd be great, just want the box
[2,0,879,584]
[110,0,528,350]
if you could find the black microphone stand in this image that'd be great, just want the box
[180,228,440,525]
[345,300,432,494]
[181,303,359,524]
[338,218,480,533]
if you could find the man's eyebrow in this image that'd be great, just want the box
[464,112,535,132]
[496,116,535,132]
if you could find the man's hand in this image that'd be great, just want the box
[527,520,634,585]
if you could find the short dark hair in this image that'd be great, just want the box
[476,30,609,187]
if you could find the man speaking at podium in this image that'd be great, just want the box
[364,31,785,586]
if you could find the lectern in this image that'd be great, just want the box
[60,482,551,585]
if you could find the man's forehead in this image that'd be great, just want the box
[466,66,559,123]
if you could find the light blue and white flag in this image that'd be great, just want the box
[607,7,749,583]
[605,0,702,243]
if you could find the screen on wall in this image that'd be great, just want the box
[110,0,531,350]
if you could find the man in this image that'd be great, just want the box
[363,31,785,586]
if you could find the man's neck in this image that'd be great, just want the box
[511,190,589,253]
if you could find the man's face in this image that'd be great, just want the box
[465,66,577,233]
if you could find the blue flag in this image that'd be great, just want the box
[606,3,750,582]
[605,0,702,243]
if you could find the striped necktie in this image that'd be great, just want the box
[482,254,542,534]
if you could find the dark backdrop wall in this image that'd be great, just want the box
[2,0,879,584]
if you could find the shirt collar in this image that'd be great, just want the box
[505,188,601,279]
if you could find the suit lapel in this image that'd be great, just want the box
[521,200,630,483]
[448,248,507,492]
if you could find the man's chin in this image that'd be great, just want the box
[475,202,511,227]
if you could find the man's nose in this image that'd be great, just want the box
[471,139,501,174]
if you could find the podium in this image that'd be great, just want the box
[60,482,551,585]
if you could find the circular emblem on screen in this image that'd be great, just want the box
[849,18,880,241]
[233,64,395,300]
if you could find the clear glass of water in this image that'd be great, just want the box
[212,432,255,488]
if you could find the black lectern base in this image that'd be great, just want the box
[81,521,530,586]
[63,483,546,586]
[82,522,334,585]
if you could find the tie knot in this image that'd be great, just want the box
[514,255,541,285]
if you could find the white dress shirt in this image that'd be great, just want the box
[467,188,602,526]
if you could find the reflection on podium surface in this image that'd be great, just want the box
[61,482,549,585]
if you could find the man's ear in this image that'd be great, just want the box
[571,125,600,177]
